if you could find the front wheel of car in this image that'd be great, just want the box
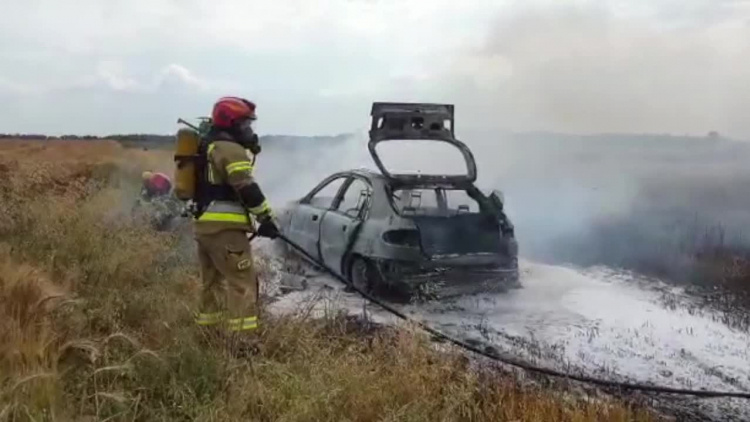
[349,257,374,295]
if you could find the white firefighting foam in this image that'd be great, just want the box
[255,240,750,421]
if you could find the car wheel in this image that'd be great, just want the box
[505,259,522,289]
[349,257,373,294]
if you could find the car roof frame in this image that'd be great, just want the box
[300,171,376,212]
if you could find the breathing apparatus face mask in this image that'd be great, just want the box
[236,118,261,155]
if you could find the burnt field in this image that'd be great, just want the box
[482,133,750,320]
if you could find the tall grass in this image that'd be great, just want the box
[0,140,658,421]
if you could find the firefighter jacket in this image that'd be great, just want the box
[192,134,272,236]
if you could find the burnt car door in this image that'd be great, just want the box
[286,175,349,261]
[318,176,373,275]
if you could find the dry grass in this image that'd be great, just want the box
[684,241,750,331]
[0,139,660,421]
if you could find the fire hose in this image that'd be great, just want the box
[270,232,750,399]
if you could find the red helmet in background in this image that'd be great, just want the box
[142,171,172,197]
[211,97,257,128]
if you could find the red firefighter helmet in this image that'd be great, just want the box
[142,171,172,196]
[211,96,257,128]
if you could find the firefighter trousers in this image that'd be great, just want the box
[194,230,259,332]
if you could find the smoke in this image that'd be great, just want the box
[415,1,750,138]
[485,135,750,268]
[254,133,373,205]
[257,130,750,286]
[175,1,750,285]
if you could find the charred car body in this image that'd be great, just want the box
[278,102,519,301]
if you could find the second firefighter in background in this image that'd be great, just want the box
[192,96,279,333]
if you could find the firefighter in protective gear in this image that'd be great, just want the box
[136,171,180,231]
[193,96,279,334]
[141,170,173,199]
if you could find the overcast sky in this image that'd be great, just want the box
[2,0,749,137]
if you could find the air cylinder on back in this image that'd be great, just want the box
[173,128,201,201]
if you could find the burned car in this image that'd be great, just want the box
[277,102,518,301]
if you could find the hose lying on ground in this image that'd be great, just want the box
[274,232,750,400]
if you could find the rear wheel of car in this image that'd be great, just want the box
[507,257,522,288]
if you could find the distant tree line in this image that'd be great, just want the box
[0,133,174,142]
[0,133,353,144]
[0,132,354,153]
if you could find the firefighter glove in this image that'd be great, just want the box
[257,215,280,239]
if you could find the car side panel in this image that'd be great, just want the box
[287,204,324,261]
[319,211,360,275]
[347,179,423,262]
[281,173,354,261]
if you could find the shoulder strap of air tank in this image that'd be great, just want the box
[193,136,238,217]
[192,137,213,217]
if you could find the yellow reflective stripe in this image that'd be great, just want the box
[195,312,224,326]
[226,161,253,175]
[248,199,271,216]
[207,144,217,184]
[227,316,258,332]
[197,212,249,223]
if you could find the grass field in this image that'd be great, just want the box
[0,139,660,421]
